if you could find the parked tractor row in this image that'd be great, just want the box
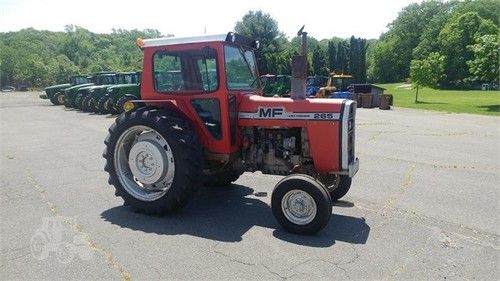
[41,71,142,115]
[261,73,353,98]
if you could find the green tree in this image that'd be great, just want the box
[312,45,328,76]
[234,10,287,75]
[336,41,349,73]
[327,41,336,72]
[410,52,445,103]
[438,12,498,87]
[467,34,500,84]
[369,1,447,82]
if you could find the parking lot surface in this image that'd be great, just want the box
[1,92,498,280]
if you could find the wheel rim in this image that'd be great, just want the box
[114,126,176,201]
[281,189,317,225]
[123,100,134,112]
[57,95,64,104]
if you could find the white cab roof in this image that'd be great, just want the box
[142,34,228,48]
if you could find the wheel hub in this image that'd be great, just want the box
[128,140,168,185]
[57,95,65,104]
[282,189,317,225]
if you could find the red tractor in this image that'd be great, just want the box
[103,31,359,234]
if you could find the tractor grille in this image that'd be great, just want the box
[347,104,355,164]
[340,100,356,171]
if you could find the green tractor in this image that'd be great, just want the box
[69,72,115,111]
[42,75,89,105]
[102,72,141,114]
[77,73,120,113]
[260,74,291,97]
[62,77,95,108]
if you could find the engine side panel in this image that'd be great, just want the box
[238,94,345,173]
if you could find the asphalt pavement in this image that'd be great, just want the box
[1,92,498,280]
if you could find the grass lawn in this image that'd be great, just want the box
[376,83,500,116]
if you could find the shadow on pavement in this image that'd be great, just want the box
[101,184,370,247]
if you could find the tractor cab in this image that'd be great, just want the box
[69,75,90,85]
[315,72,354,98]
[117,72,141,84]
[330,73,353,98]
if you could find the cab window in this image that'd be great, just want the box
[153,47,218,93]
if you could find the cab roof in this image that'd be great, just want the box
[141,32,259,49]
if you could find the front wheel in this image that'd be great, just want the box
[271,174,332,235]
[97,96,110,114]
[116,96,134,114]
[81,95,93,112]
[103,107,203,214]
[317,174,352,201]
[75,93,85,110]
[53,92,65,105]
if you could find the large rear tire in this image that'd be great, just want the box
[271,174,332,235]
[103,107,202,214]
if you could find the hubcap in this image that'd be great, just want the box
[128,140,168,184]
[123,101,135,112]
[281,189,317,225]
[114,126,175,201]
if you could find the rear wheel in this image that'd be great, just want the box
[103,107,202,214]
[271,174,332,234]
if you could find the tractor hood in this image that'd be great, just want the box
[64,83,95,93]
[238,94,346,122]
[44,83,71,91]
[107,83,139,91]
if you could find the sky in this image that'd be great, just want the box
[0,0,422,40]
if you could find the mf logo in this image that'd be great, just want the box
[258,107,284,118]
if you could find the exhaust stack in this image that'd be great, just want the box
[291,26,307,100]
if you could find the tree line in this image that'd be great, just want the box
[234,11,368,83]
[369,0,499,88]
[1,0,498,89]
[0,26,163,88]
